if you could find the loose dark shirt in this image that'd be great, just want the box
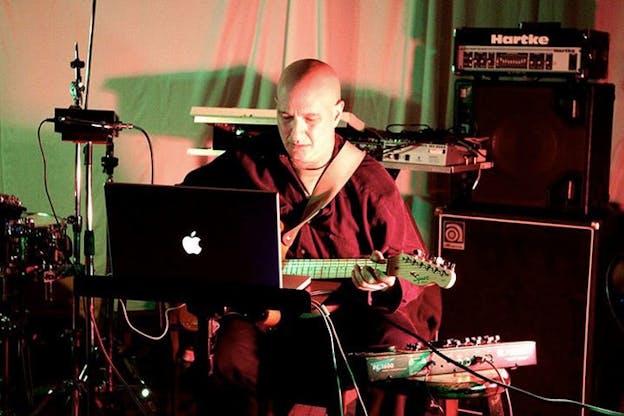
[182,133,441,341]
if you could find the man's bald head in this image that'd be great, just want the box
[277,59,341,105]
[275,59,345,171]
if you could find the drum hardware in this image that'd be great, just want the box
[0,313,17,336]
[3,215,73,299]
[1,212,74,415]
[0,194,26,223]
[0,298,35,414]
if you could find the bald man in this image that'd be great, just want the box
[182,59,440,415]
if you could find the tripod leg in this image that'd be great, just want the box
[1,317,31,415]
[1,335,9,414]
[18,335,34,409]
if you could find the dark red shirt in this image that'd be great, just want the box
[183,133,441,340]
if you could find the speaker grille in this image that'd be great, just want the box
[453,80,615,217]
[437,209,624,415]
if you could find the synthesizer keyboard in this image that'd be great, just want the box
[351,339,536,382]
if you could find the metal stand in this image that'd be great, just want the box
[32,6,99,411]
[55,34,148,416]
[1,199,35,415]
[0,306,33,415]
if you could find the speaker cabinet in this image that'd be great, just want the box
[452,80,615,218]
[436,209,624,416]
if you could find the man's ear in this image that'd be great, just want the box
[334,99,345,126]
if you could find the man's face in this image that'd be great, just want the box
[276,76,344,170]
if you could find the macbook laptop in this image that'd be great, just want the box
[102,182,309,306]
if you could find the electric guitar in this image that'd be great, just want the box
[282,253,456,289]
[176,252,456,331]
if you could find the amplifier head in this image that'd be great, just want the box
[453,26,609,80]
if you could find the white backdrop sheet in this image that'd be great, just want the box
[0,0,622,275]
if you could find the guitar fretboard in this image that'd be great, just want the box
[281,253,456,289]
[282,258,385,279]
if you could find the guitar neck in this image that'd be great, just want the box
[282,258,384,279]
[282,253,456,289]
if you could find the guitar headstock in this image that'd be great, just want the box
[387,252,456,289]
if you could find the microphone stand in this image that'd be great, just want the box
[67,1,98,412]
[32,43,89,416]
[80,2,99,412]
[101,140,117,399]
[70,42,87,416]
[38,2,150,414]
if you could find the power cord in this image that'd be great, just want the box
[129,125,154,185]
[118,299,185,341]
[310,300,344,416]
[484,359,514,416]
[87,298,152,416]
[37,118,61,224]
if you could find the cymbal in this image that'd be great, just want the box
[24,212,58,227]
[0,194,26,220]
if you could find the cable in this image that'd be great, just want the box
[456,137,489,160]
[130,125,154,185]
[310,300,344,416]
[471,166,482,190]
[87,298,152,416]
[312,300,370,416]
[55,119,154,184]
[385,123,432,137]
[37,118,61,224]
[381,316,624,416]
[605,255,624,334]
[483,360,514,416]
[119,299,185,341]
[381,142,414,157]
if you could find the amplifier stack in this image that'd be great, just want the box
[448,22,614,219]
[436,22,623,416]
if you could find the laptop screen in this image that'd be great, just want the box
[104,183,284,301]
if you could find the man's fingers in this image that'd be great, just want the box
[370,250,386,263]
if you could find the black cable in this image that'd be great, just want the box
[605,255,624,334]
[385,123,432,135]
[40,115,154,412]
[37,118,61,225]
[130,125,154,185]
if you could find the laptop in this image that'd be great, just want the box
[102,183,310,305]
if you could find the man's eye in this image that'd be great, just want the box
[279,114,293,121]
[306,116,320,123]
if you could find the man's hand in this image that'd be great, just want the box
[351,250,396,292]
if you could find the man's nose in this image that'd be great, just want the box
[291,117,307,144]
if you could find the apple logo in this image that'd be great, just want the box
[182,231,202,255]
